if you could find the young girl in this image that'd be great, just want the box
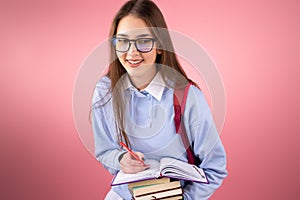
[92,0,227,199]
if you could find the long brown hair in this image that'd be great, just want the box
[106,0,190,146]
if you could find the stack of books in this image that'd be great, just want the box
[128,177,183,200]
[111,158,208,199]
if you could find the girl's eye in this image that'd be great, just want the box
[117,39,129,43]
[138,39,152,44]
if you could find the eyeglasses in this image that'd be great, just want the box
[112,37,157,53]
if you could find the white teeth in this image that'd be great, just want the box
[128,60,142,64]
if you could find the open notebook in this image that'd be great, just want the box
[111,157,208,186]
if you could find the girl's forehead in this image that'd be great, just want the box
[116,15,152,37]
[116,28,153,38]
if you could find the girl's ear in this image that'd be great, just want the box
[157,43,162,54]
[157,49,162,54]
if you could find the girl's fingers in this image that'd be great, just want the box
[120,152,150,173]
[120,159,149,173]
[121,152,145,166]
[135,152,145,161]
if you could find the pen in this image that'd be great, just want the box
[119,141,145,166]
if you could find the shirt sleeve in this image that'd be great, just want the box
[91,77,126,175]
[182,86,228,199]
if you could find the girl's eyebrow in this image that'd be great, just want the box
[116,33,128,37]
[116,33,152,37]
[136,33,152,37]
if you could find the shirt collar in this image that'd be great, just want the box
[124,72,166,101]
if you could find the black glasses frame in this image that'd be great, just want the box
[111,37,157,53]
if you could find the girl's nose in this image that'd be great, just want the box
[127,41,138,54]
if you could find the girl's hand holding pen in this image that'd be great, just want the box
[119,141,150,174]
[119,151,150,174]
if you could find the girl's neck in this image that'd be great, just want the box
[130,67,157,91]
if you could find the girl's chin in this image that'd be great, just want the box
[124,63,156,78]
[126,69,143,76]
[125,64,145,73]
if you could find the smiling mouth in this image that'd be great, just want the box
[126,59,143,67]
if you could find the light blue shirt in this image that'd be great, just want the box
[92,72,227,200]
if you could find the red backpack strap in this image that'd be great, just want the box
[173,82,196,165]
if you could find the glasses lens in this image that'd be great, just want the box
[136,38,154,52]
[114,38,129,52]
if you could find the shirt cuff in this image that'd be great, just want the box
[118,151,127,162]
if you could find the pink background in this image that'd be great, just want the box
[1,0,299,199]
